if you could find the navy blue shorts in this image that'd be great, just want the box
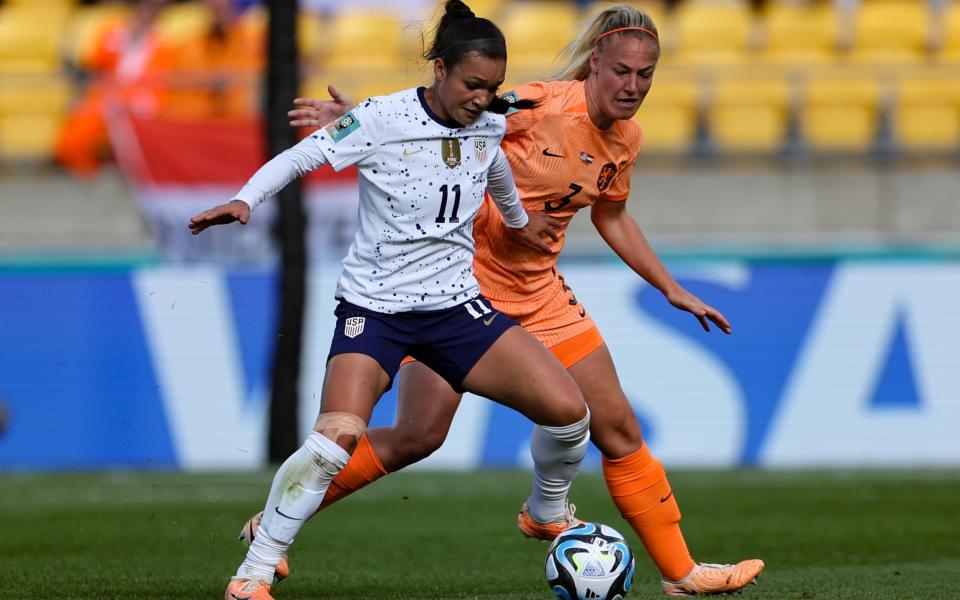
[328,296,517,392]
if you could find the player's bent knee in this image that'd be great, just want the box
[315,411,367,451]
[392,427,445,459]
[541,407,591,442]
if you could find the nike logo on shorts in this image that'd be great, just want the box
[660,491,674,503]
[483,313,499,326]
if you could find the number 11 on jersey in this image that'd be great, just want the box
[436,184,461,223]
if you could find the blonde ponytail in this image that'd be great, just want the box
[547,4,659,81]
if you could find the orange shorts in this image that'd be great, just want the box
[401,276,605,371]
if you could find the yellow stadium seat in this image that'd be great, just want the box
[4,0,76,6]
[324,10,407,70]
[846,0,930,64]
[0,6,70,73]
[0,75,71,116]
[61,3,133,70]
[671,0,755,66]
[0,71,71,162]
[708,76,792,152]
[759,2,838,65]
[934,1,960,62]
[0,114,63,161]
[303,68,425,106]
[154,2,213,47]
[800,77,882,152]
[298,12,327,62]
[893,78,960,150]
[501,2,580,78]
[634,77,699,152]
[461,0,509,20]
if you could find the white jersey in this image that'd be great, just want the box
[234,87,527,313]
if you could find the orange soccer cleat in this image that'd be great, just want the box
[661,559,765,596]
[516,501,584,541]
[225,578,274,600]
[239,511,291,581]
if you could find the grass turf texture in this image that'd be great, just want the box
[2,470,958,599]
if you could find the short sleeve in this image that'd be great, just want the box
[501,81,549,136]
[309,99,382,171]
[600,125,643,202]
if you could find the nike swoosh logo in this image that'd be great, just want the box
[230,593,250,600]
[403,148,425,157]
[483,313,499,326]
[275,507,303,520]
[542,148,565,158]
[660,491,673,503]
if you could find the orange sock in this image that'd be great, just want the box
[314,434,388,513]
[602,444,695,582]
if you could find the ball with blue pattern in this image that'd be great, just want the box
[545,522,636,600]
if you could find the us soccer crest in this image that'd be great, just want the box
[441,138,461,168]
[344,316,365,338]
[473,138,487,163]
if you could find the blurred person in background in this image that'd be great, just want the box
[54,0,173,176]
[255,3,765,596]
[165,0,264,120]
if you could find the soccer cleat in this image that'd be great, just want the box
[225,577,274,600]
[661,559,765,596]
[239,511,291,581]
[517,501,583,541]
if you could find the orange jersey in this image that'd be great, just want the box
[473,80,643,317]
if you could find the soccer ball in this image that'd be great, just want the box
[545,522,636,600]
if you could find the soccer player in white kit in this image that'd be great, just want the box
[188,2,591,599]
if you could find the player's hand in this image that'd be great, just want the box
[665,286,732,334]
[188,199,250,235]
[288,85,355,128]
[524,209,562,248]
[509,213,560,254]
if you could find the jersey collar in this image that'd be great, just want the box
[417,87,464,129]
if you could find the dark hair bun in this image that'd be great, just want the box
[444,0,475,20]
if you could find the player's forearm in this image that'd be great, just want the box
[234,137,329,211]
[595,210,679,297]
[486,148,528,228]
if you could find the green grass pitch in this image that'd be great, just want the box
[2,469,958,599]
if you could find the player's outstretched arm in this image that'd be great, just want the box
[591,198,732,334]
[288,85,355,128]
[188,199,250,235]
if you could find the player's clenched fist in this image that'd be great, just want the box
[188,199,250,235]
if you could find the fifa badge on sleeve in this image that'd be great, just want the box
[327,112,361,143]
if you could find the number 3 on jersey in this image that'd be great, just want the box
[545,183,582,212]
[436,184,461,223]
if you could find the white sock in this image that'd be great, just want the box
[236,432,350,581]
[527,409,590,523]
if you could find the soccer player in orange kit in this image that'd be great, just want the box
[247,4,764,595]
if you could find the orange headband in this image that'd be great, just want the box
[595,26,659,45]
